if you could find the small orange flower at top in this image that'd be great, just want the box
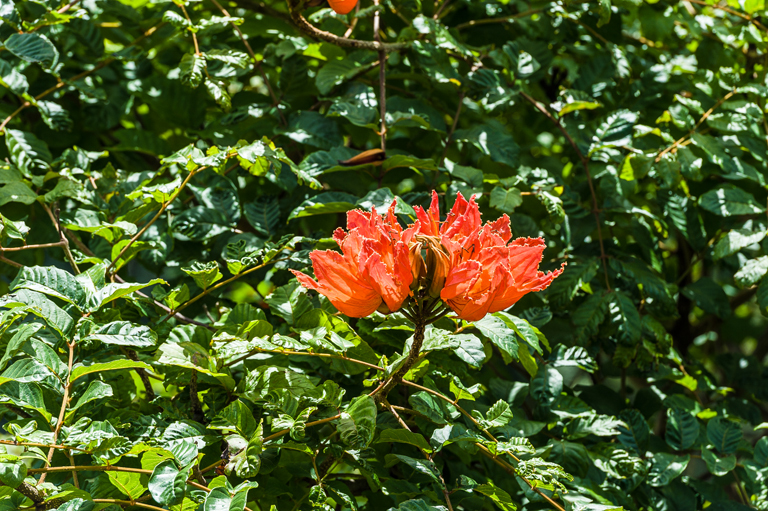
[415,191,565,322]
[291,202,417,318]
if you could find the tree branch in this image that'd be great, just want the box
[519,91,611,291]
[285,0,406,52]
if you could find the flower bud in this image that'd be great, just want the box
[409,242,427,291]
[413,235,451,298]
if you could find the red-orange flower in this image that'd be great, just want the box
[291,202,417,317]
[414,191,565,322]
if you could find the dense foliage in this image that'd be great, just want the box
[1,0,768,509]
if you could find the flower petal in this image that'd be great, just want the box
[298,250,382,317]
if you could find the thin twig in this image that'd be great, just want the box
[687,0,768,32]
[0,240,67,252]
[167,255,289,318]
[399,379,566,511]
[438,92,464,168]
[454,8,543,30]
[107,166,205,275]
[373,0,386,152]
[223,347,385,371]
[0,254,23,268]
[180,4,201,55]
[39,340,75,485]
[57,0,80,14]
[343,1,361,37]
[434,0,450,19]
[656,89,737,162]
[92,500,167,511]
[519,91,611,291]
[208,0,287,125]
[42,203,79,274]
[263,414,341,442]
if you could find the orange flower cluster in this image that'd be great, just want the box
[292,192,565,322]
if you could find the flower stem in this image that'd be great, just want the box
[374,314,426,403]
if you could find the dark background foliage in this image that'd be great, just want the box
[0,0,767,509]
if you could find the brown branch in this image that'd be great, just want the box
[519,91,611,291]
[0,254,23,268]
[374,0,386,152]
[39,339,75,485]
[0,240,67,252]
[179,4,201,55]
[42,203,79,274]
[13,482,64,510]
[57,0,80,14]
[285,0,406,52]
[92,500,166,511]
[454,8,543,30]
[223,347,385,371]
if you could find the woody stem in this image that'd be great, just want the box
[374,312,426,404]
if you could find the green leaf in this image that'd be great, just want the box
[288,192,358,220]
[682,277,731,319]
[714,229,767,260]
[452,333,486,368]
[376,429,432,453]
[734,256,768,288]
[453,120,519,168]
[11,265,89,311]
[205,49,249,68]
[617,409,650,454]
[70,360,153,382]
[4,33,58,68]
[203,486,233,511]
[205,77,232,110]
[149,460,187,506]
[384,454,441,483]
[473,315,518,360]
[707,417,742,454]
[590,110,638,151]
[530,365,563,405]
[665,408,698,451]
[264,281,312,325]
[0,288,74,337]
[69,380,113,415]
[648,453,689,487]
[0,180,36,206]
[699,185,765,216]
[338,395,377,449]
[107,470,146,500]
[182,261,223,290]
[6,129,52,174]
[86,321,158,349]
[180,53,206,88]
[244,196,281,237]
[489,186,522,214]
[474,483,517,511]
[0,455,26,487]
[702,447,736,476]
